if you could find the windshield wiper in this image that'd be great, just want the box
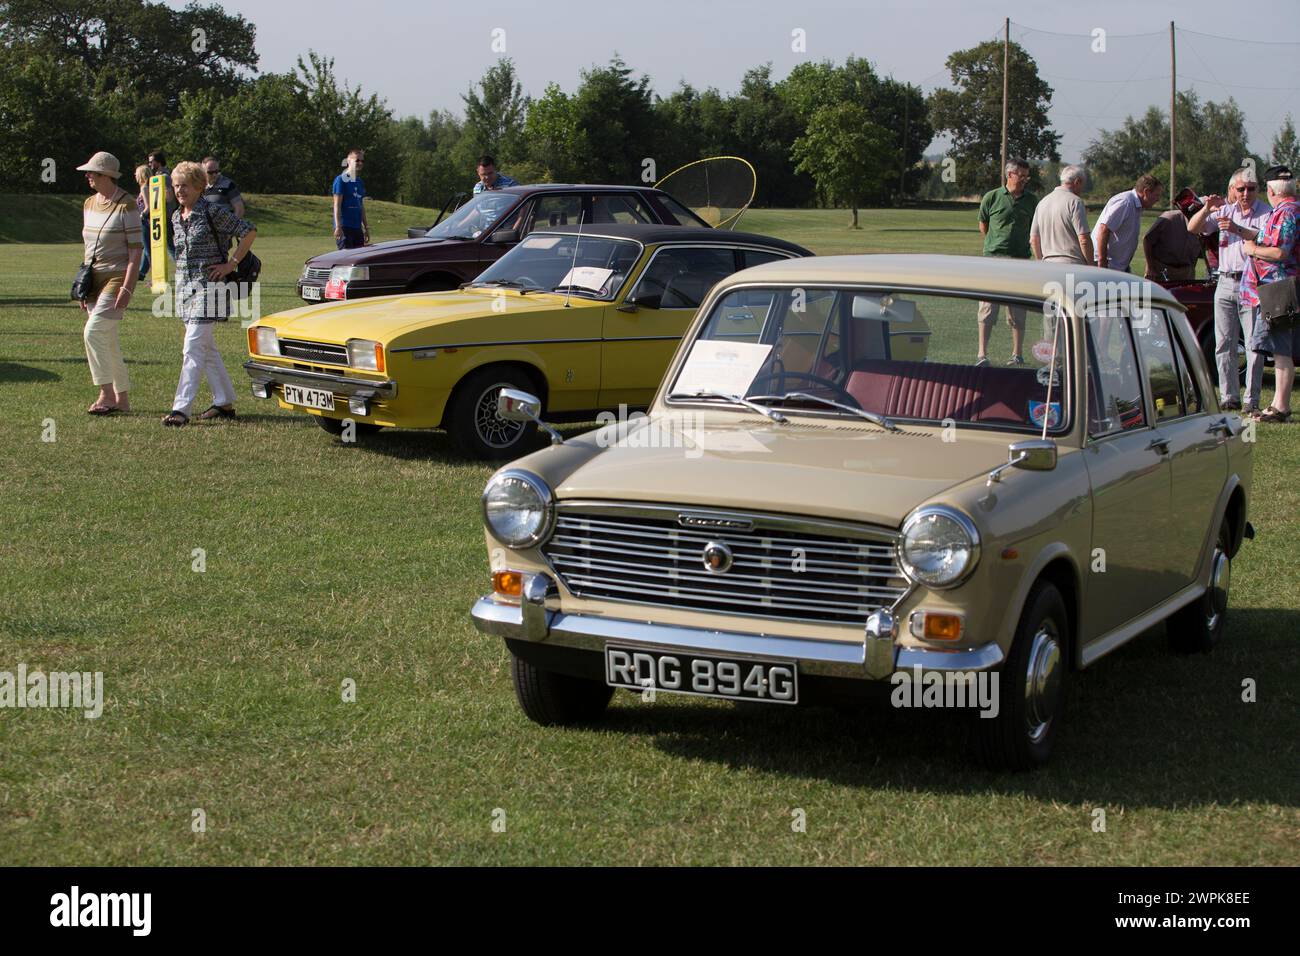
[670,390,787,423]
[474,278,539,292]
[549,284,603,297]
[748,392,897,431]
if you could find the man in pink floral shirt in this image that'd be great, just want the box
[1241,165,1298,423]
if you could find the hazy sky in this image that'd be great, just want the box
[182,0,1299,161]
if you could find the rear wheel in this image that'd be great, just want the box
[1168,518,1231,653]
[511,652,613,725]
[446,366,537,460]
[974,581,1068,771]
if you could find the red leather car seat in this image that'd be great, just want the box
[845,360,1045,425]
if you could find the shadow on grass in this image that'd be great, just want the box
[0,363,61,384]
[589,607,1298,809]
[342,420,598,465]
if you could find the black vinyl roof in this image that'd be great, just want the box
[498,183,670,195]
[535,223,811,256]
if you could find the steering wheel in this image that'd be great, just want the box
[747,370,862,409]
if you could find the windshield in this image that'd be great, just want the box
[471,233,642,299]
[426,192,519,239]
[669,286,1070,433]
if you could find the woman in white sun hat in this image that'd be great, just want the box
[77,151,143,416]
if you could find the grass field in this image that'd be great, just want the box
[0,196,1295,865]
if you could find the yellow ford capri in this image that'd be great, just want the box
[244,225,814,458]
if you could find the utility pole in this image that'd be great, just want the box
[899,88,910,203]
[1001,17,1010,179]
[1170,21,1177,205]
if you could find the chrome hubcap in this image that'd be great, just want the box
[1024,624,1061,744]
[1207,546,1230,632]
[474,382,525,448]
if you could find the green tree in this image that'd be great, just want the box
[1272,115,1299,172]
[732,64,812,207]
[569,55,657,183]
[173,73,312,194]
[791,103,894,227]
[927,40,1059,193]
[0,47,102,191]
[1083,92,1251,199]
[0,0,258,111]
[461,58,530,164]
[652,82,733,177]
[524,83,589,182]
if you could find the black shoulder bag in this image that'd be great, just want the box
[72,209,110,302]
[1258,275,1300,331]
[203,207,261,307]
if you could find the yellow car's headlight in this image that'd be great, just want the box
[347,338,384,372]
[250,326,279,356]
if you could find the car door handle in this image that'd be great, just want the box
[1147,436,1171,454]
[1207,418,1234,437]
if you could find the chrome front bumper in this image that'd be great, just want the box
[470,572,1005,680]
[243,360,398,399]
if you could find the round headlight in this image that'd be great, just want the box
[898,506,980,589]
[482,470,554,548]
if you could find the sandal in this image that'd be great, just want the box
[87,404,119,416]
[1257,407,1291,424]
[162,410,189,427]
[198,404,237,421]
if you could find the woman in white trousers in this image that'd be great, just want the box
[162,161,257,426]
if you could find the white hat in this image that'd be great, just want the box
[76,151,122,178]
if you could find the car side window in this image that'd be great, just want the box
[634,246,737,309]
[528,195,581,233]
[1166,312,1204,415]
[742,249,789,269]
[1131,308,1185,421]
[1086,312,1147,437]
[592,194,656,224]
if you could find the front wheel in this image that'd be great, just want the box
[974,581,1068,771]
[446,366,537,460]
[511,653,614,726]
[1167,518,1231,654]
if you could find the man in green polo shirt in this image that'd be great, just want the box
[976,158,1037,366]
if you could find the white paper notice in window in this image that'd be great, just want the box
[672,340,773,398]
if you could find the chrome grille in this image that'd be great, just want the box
[278,338,349,366]
[543,506,909,626]
[304,267,332,283]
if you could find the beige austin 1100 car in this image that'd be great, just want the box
[470,254,1254,770]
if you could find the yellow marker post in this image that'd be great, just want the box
[148,174,171,294]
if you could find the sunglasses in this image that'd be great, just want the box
[1236,184,1257,192]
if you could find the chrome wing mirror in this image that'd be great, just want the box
[497,388,563,446]
[986,439,1057,486]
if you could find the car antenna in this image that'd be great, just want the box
[564,208,586,309]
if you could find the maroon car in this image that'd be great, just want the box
[296,184,710,302]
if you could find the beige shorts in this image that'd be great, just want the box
[977,300,1027,331]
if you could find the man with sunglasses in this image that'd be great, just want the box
[201,156,245,219]
[1188,167,1273,411]
[332,148,369,249]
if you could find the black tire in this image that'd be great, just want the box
[510,652,614,726]
[1167,518,1231,654]
[446,366,538,460]
[313,415,381,438]
[974,581,1068,771]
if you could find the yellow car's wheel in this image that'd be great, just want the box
[447,366,537,460]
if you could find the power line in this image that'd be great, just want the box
[1011,21,1163,39]
[1175,26,1300,46]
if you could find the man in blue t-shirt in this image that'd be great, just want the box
[332,148,369,249]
